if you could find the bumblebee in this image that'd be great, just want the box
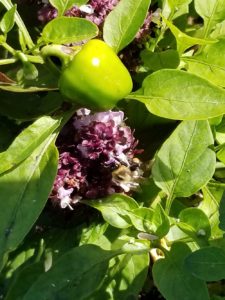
[112,158,143,193]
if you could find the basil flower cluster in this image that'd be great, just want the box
[50,109,143,209]
[38,0,119,25]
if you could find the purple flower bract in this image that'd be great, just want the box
[50,109,142,209]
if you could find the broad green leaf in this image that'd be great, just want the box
[184,246,225,281]
[0,5,16,33]
[185,39,225,87]
[130,204,170,238]
[49,0,77,16]
[79,222,110,249]
[5,263,44,300]
[82,194,139,228]
[0,136,58,266]
[141,49,180,71]
[211,20,225,39]
[195,0,225,38]
[53,260,109,300]
[153,243,210,300]
[103,0,151,53]
[201,183,224,238]
[163,17,216,54]
[0,116,61,174]
[178,208,211,243]
[208,115,223,126]
[152,120,216,198]
[128,69,225,120]
[162,0,192,19]
[91,253,149,300]
[41,17,98,44]
[23,245,120,300]
[108,253,149,300]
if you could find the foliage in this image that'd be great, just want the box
[1,0,225,299]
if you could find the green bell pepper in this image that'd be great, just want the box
[58,39,133,110]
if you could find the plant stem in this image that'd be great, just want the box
[26,55,44,64]
[1,41,15,54]
[165,194,174,215]
[0,0,34,49]
[0,58,16,65]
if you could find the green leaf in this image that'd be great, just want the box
[184,246,225,281]
[163,17,216,54]
[23,245,120,300]
[185,39,225,87]
[82,194,139,229]
[103,0,151,53]
[129,69,225,120]
[20,62,38,81]
[79,222,109,247]
[0,5,16,33]
[0,136,58,267]
[54,260,109,300]
[195,0,225,38]
[162,0,192,20]
[200,183,224,239]
[5,263,44,300]
[210,20,225,39]
[141,49,180,71]
[178,208,211,243]
[49,0,78,16]
[91,253,149,300]
[129,204,170,238]
[41,17,98,44]
[0,116,61,174]
[153,243,210,300]
[152,120,216,198]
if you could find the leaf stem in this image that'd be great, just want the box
[1,41,15,54]
[0,58,16,65]
[165,194,174,215]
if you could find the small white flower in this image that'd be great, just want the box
[79,5,94,14]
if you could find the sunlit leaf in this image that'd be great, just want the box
[153,243,210,300]
[103,0,151,53]
[128,69,225,120]
[0,136,58,267]
[41,17,98,44]
[184,246,225,281]
[152,120,216,198]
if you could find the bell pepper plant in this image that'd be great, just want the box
[1,1,225,300]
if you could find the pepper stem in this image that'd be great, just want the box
[40,44,81,75]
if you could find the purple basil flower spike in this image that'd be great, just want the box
[37,0,119,25]
[50,109,143,209]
